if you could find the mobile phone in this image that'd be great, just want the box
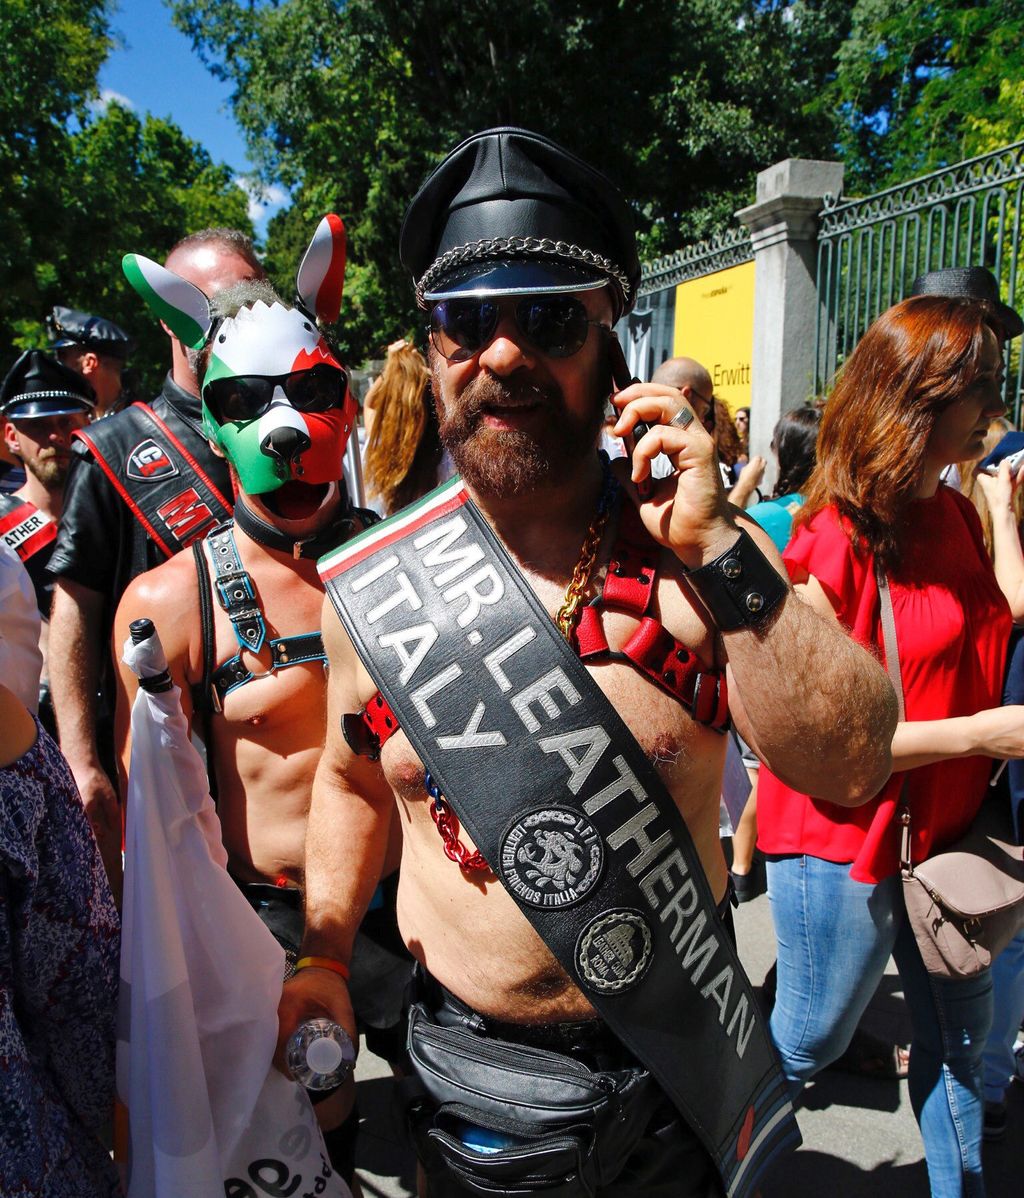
[979,432,1024,475]
[605,331,652,498]
[984,447,1024,476]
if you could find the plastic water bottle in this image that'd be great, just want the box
[454,1119,525,1155]
[286,1018,356,1091]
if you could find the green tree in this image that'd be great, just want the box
[821,0,1024,189]
[0,0,253,395]
[0,0,114,353]
[173,0,850,361]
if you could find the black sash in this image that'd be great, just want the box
[74,402,231,558]
[319,477,798,1198]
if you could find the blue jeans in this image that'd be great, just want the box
[982,927,1024,1103]
[767,855,993,1198]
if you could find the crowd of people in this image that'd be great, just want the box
[1,125,1022,1198]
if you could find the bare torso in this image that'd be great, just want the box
[116,528,335,885]
[348,512,729,1023]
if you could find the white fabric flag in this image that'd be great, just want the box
[117,630,348,1198]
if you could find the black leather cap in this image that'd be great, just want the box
[50,305,132,360]
[910,267,1023,339]
[1,350,96,419]
[400,128,640,319]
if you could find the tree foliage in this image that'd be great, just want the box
[0,0,253,395]
[821,0,1024,189]
[173,0,853,361]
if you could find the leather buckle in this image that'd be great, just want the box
[342,711,381,761]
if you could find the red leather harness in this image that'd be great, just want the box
[346,502,729,766]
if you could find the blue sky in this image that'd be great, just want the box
[98,0,288,233]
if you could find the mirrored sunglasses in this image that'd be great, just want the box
[428,296,606,362]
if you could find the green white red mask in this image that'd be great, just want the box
[122,215,357,495]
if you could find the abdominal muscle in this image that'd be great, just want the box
[208,663,326,886]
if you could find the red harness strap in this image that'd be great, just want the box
[343,503,729,869]
[575,503,729,731]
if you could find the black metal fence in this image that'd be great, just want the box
[814,140,1024,412]
[620,226,753,380]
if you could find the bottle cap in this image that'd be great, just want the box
[306,1034,344,1075]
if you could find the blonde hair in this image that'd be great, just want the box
[363,342,440,515]
[958,416,1022,557]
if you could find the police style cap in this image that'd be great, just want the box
[50,305,132,360]
[400,128,641,319]
[910,267,1023,340]
[1,350,96,419]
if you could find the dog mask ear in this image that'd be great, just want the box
[295,214,346,325]
[122,254,213,349]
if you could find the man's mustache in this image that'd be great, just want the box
[455,375,562,422]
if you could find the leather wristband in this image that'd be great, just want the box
[682,527,787,631]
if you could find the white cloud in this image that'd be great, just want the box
[91,88,136,113]
[236,176,290,224]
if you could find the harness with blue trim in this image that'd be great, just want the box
[201,521,326,708]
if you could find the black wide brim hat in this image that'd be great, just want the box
[910,267,1023,339]
[400,127,641,320]
[1,349,96,419]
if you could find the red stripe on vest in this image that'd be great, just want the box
[75,426,176,558]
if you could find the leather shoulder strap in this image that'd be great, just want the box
[74,403,231,559]
[874,564,905,721]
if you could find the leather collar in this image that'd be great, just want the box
[233,490,359,560]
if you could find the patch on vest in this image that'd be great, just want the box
[576,908,653,993]
[126,438,178,482]
[500,807,603,909]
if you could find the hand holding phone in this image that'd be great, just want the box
[983,447,1024,476]
[605,332,652,499]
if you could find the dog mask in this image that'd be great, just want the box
[123,215,356,495]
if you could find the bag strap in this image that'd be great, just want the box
[875,563,914,870]
[875,564,905,722]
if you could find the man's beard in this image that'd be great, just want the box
[433,370,603,499]
[25,453,67,489]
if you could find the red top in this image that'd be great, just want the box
[757,486,1012,883]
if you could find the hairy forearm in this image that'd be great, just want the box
[300,758,393,964]
[49,581,104,766]
[729,592,896,805]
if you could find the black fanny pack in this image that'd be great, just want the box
[406,1000,661,1198]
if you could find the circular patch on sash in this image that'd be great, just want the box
[499,807,604,909]
[576,909,653,994]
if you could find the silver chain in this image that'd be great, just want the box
[415,236,632,308]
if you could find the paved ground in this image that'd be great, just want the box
[350,889,1022,1197]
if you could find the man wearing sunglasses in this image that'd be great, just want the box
[280,129,897,1197]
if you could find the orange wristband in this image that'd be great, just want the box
[295,955,350,981]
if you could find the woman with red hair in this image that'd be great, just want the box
[758,295,1024,1197]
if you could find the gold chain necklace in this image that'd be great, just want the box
[555,457,617,642]
[555,503,613,641]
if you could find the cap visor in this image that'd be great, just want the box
[423,258,606,302]
[5,398,94,419]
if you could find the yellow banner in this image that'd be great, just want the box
[672,260,754,414]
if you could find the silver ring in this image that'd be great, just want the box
[668,405,695,430]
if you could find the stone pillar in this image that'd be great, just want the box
[736,158,844,484]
